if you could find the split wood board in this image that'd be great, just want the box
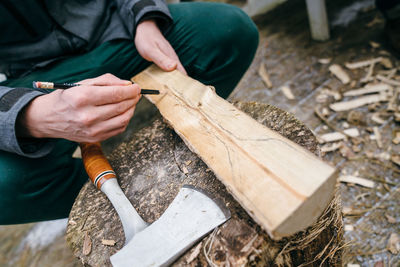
[132,65,338,239]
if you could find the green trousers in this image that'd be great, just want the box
[0,2,258,224]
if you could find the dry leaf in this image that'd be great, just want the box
[387,232,400,254]
[83,232,92,256]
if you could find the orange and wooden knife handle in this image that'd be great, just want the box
[80,142,116,189]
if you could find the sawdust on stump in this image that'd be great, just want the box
[66,101,343,266]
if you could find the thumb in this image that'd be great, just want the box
[152,49,178,72]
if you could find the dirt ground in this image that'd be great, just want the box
[0,0,399,266]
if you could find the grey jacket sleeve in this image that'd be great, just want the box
[116,0,173,36]
[0,86,55,158]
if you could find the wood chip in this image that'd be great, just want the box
[318,58,332,64]
[387,232,400,254]
[185,160,192,166]
[182,165,189,174]
[391,154,400,166]
[373,127,383,148]
[329,93,388,112]
[186,242,202,264]
[369,41,381,48]
[72,146,82,159]
[344,224,354,231]
[371,113,386,124]
[376,74,400,86]
[258,63,272,88]
[360,61,376,83]
[329,64,350,84]
[280,85,295,100]
[339,175,375,188]
[101,239,116,246]
[321,142,342,153]
[392,131,400,145]
[380,57,393,69]
[343,83,392,97]
[82,232,92,256]
[68,219,77,226]
[345,57,382,69]
[318,128,360,143]
[347,264,360,267]
[385,214,397,224]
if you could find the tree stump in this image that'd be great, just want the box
[66,101,343,266]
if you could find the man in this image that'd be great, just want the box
[0,0,259,224]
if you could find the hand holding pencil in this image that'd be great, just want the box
[17,73,145,143]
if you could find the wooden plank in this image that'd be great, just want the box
[343,83,392,97]
[132,65,337,239]
[329,64,350,84]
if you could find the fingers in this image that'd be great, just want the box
[79,73,132,86]
[64,83,141,107]
[84,105,136,142]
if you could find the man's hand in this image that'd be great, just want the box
[135,20,187,74]
[18,73,141,143]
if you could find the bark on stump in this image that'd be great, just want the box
[66,101,343,266]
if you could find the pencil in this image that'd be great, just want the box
[32,81,160,95]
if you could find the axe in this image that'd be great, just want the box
[80,142,230,266]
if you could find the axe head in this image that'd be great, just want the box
[110,185,230,267]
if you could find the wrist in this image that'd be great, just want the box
[16,92,56,139]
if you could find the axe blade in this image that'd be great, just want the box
[110,185,230,267]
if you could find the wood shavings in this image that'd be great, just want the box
[387,233,400,254]
[258,63,272,88]
[101,239,116,246]
[343,83,392,97]
[329,93,388,112]
[68,219,77,226]
[391,154,400,166]
[380,58,393,69]
[318,128,360,143]
[392,131,400,145]
[182,165,189,174]
[345,57,382,69]
[339,175,375,188]
[371,113,386,124]
[385,214,397,224]
[318,58,332,64]
[320,142,342,153]
[83,232,92,255]
[369,41,380,48]
[329,64,350,84]
[339,143,356,159]
[344,224,354,232]
[376,74,400,86]
[360,61,376,83]
[185,160,192,166]
[186,242,202,264]
[373,127,383,148]
[387,88,398,112]
[347,264,360,267]
[280,85,295,100]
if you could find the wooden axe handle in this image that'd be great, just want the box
[80,142,116,189]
